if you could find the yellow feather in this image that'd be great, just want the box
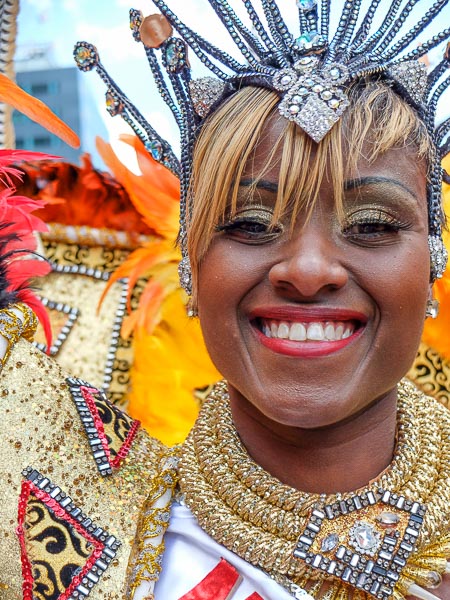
[422,155,450,360]
[127,289,220,445]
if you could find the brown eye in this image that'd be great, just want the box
[345,222,401,236]
[215,207,283,243]
[342,208,409,243]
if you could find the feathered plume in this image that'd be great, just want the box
[0,73,80,346]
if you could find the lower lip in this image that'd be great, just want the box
[253,326,364,357]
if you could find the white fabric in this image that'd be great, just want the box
[155,501,313,600]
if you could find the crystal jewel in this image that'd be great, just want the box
[321,533,339,553]
[295,31,322,51]
[146,139,163,160]
[296,0,317,10]
[73,42,98,72]
[105,91,123,117]
[190,77,226,119]
[376,511,400,526]
[349,521,381,554]
[75,47,90,65]
[329,67,341,80]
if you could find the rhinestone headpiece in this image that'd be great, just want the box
[74,1,450,292]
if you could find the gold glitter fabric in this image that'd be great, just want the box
[36,231,136,406]
[408,342,450,409]
[0,333,168,599]
[179,381,450,599]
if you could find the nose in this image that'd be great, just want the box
[268,224,348,298]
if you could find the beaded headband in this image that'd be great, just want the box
[74,0,450,294]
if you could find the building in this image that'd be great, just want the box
[14,65,82,164]
[13,45,108,167]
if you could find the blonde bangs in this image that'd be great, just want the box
[188,81,432,302]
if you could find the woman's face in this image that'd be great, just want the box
[196,114,430,429]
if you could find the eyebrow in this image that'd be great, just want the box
[239,178,278,193]
[344,176,418,201]
[240,176,419,201]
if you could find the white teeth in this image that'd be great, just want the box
[261,319,356,342]
[306,323,324,341]
[335,324,344,339]
[342,327,352,339]
[278,322,290,339]
[324,323,336,341]
[289,323,307,341]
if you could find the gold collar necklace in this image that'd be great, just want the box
[179,380,450,600]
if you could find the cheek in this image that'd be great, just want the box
[363,240,430,370]
[197,244,244,350]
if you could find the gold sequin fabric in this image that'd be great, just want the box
[179,380,450,598]
[0,337,167,599]
[408,342,450,409]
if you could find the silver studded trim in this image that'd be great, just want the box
[292,488,426,599]
[33,298,79,356]
[429,234,448,280]
[189,77,226,119]
[178,255,193,296]
[275,60,350,142]
[66,378,116,477]
[48,261,110,281]
[387,61,428,106]
[21,466,121,599]
[103,280,128,392]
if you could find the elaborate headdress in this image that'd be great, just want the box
[74,1,450,292]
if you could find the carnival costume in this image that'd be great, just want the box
[2,1,450,600]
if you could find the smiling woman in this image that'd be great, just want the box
[2,1,450,600]
[192,84,431,438]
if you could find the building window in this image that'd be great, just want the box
[15,138,24,147]
[31,83,49,95]
[33,136,51,148]
[49,81,60,94]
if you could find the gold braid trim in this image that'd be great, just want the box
[0,303,37,369]
[126,447,180,598]
[179,380,450,599]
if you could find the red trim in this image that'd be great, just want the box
[179,558,241,600]
[111,418,141,469]
[80,385,140,470]
[16,479,104,600]
[17,480,35,600]
[245,594,264,600]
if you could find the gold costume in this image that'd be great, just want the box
[0,306,171,599]
[2,306,450,600]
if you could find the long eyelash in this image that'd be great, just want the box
[215,218,255,232]
[343,209,411,230]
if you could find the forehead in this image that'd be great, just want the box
[244,113,428,208]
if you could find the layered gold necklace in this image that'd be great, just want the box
[179,380,450,599]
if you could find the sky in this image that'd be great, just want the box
[16,0,450,170]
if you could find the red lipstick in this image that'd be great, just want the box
[249,306,367,358]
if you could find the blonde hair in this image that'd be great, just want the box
[187,81,432,302]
